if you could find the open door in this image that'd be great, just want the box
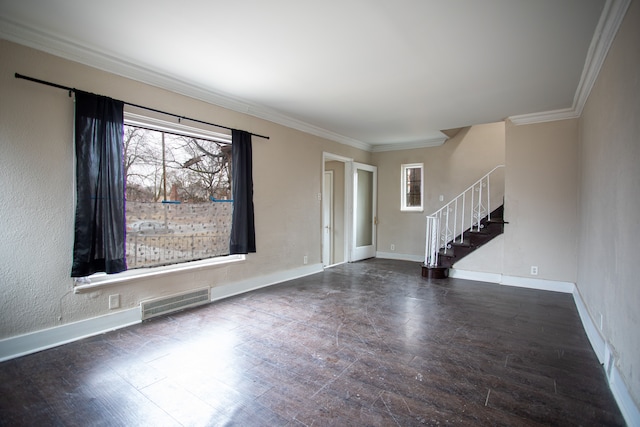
[351,162,377,261]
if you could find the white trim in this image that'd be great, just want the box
[500,275,575,293]
[609,361,640,427]
[75,255,246,293]
[323,152,353,265]
[0,307,141,363]
[400,163,424,212]
[449,268,575,293]
[376,251,423,263]
[0,263,323,362]
[371,136,447,152]
[509,107,580,125]
[449,268,503,284]
[572,289,640,427]
[1,1,630,149]
[124,112,231,143]
[572,287,606,363]
[210,263,323,302]
[509,0,631,126]
[450,267,639,426]
[0,16,371,152]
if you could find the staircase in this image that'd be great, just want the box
[422,165,506,279]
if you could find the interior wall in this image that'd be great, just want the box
[0,40,371,340]
[324,161,345,264]
[503,119,580,283]
[577,0,640,405]
[373,122,505,259]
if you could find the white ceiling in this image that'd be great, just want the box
[0,0,626,151]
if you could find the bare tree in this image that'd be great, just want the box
[123,125,231,203]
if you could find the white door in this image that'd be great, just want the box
[322,171,334,266]
[351,162,377,261]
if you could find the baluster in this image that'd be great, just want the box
[461,193,465,243]
[477,180,483,231]
[471,184,475,230]
[453,198,458,246]
[487,174,491,221]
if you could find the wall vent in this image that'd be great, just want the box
[140,287,210,320]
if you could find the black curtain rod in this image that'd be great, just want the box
[14,73,269,140]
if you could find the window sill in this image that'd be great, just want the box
[73,255,246,294]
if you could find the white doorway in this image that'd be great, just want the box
[323,154,378,265]
[323,153,350,266]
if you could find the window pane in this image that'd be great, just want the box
[406,167,421,207]
[124,125,232,269]
[401,163,423,211]
[356,169,373,247]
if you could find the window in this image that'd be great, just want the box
[123,113,233,269]
[401,163,423,211]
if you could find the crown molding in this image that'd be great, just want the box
[509,0,631,126]
[1,16,372,152]
[370,136,447,152]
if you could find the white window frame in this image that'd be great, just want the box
[401,163,424,212]
[74,112,243,291]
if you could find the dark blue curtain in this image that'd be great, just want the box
[71,91,126,277]
[229,130,256,254]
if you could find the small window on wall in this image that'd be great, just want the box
[401,163,423,211]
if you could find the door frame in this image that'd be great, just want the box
[322,153,378,265]
[323,152,353,265]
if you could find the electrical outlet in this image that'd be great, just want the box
[530,266,538,276]
[390,244,395,251]
[303,255,308,265]
[108,294,120,310]
[439,195,444,202]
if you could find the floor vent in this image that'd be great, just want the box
[140,287,210,320]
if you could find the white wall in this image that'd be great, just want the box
[502,119,580,283]
[577,0,640,407]
[0,40,371,340]
[373,122,505,259]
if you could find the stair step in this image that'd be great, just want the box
[423,203,506,273]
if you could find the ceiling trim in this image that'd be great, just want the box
[2,0,629,145]
[509,0,631,126]
[0,16,371,152]
[371,136,447,153]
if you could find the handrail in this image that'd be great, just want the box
[424,165,505,267]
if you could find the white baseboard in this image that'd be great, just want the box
[450,267,639,426]
[449,268,575,293]
[0,307,141,363]
[572,288,640,427]
[210,263,324,302]
[0,263,324,363]
[376,251,423,262]
[501,275,575,293]
[609,360,640,427]
[449,269,503,284]
[572,288,606,363]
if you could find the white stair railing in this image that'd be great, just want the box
[424,165,505,267]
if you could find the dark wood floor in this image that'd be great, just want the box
[0,259,624,426]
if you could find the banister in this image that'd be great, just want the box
[424,165,505,268]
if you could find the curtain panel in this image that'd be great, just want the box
[71,91,126,277]
[229,130,256,254]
